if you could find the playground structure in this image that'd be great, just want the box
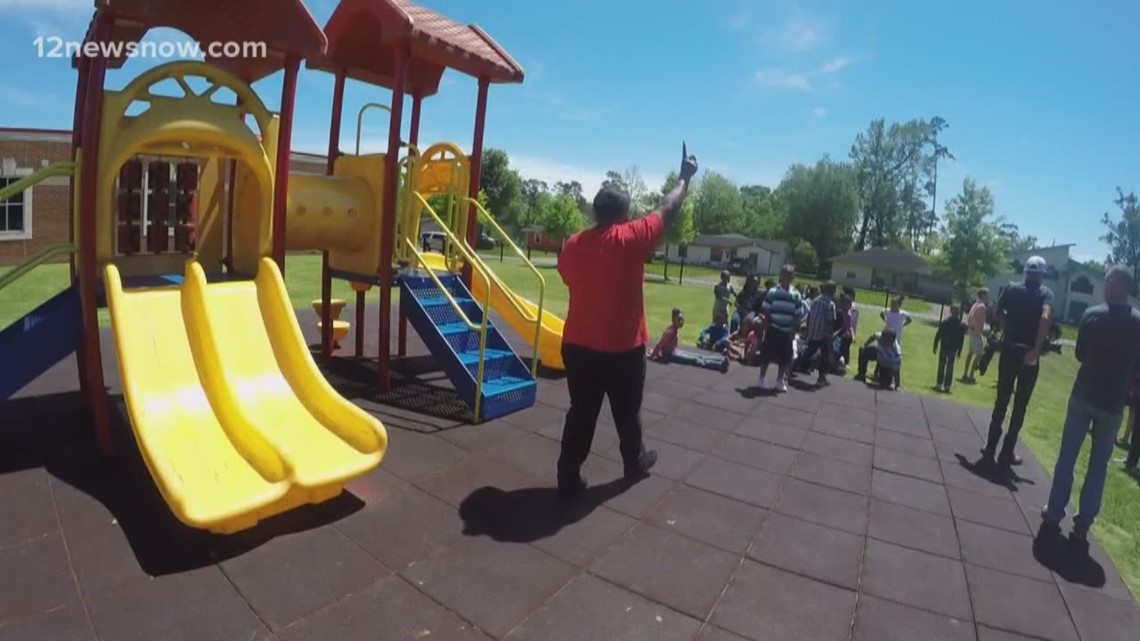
[0,0,565,533]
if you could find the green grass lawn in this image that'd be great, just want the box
[2,254,1136,601]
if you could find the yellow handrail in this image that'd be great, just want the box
[354,102,391,155]
[463,197,545,377]
[0,161,76,203]
[0,243,76,293]
[408,195,506,422]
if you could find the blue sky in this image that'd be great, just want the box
[0,0,1135,261]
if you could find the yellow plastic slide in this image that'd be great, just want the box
[417,251,565,370]
[105,258,386,534]
[469,264,565,371]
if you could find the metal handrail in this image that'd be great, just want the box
[0,243,76,293]
[463,197,545,376]
[354,102,391,155]
[0,161,76,203]
[405,197,494,422]
[404,237,491,422]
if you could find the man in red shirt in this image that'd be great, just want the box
[555,144,699,498]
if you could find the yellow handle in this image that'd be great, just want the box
[354,102,392,155]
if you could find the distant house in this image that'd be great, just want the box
[664,234,788,274]
[984,244,1106,324]
[522,225,565,252]
[830,248,954,301]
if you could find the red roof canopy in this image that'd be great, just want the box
[310,0,524,97]
[76,0,327,82]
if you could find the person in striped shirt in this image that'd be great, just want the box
[756,265,805,392]
[799,281,840,386]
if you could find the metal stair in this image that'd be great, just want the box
[0,286,83,400]
[399,272,536,421]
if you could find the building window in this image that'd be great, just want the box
[846,270,857,279]
[1070,275,1094,295]
[0,168,33,241]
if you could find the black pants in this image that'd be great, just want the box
[798,338,832,380]
[984,345,1040,465]
[840,336,853,367]
[1127,409,1140,468]
[856,346,877,379]
[937,351,957,390]
[558,344,647,483]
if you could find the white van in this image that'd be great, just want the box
[421,231,446,252]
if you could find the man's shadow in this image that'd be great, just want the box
[458,479,631,544]
[953,453,1034,492]
[1032,523,1107,588]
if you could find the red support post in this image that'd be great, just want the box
[321,70,346,362]
[78,14,113,455]
[464,77,490,287]
[271,54,301,274]
[398,94,423,358]
[377,48,409,393]
[70,57,90,398]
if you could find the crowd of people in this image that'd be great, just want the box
[554,142,1140,546]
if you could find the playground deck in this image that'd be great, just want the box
[1,304,1137,641]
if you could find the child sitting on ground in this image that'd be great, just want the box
[650,308,730,373]
[854,329,902,390]
[744,312,766,365]
[698,314,731,352]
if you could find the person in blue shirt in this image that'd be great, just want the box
[698,319,730,352]
[982,255,1055,471]
[755,265,805,393]
[1042,267,1140,540]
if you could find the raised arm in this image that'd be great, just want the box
[658,143,699,229]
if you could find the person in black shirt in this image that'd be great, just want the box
[982,255,1055,470]
[1043,266,1140,540]
[933,305,966,392]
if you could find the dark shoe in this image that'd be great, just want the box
[1070,521,1090,542]
[719,358,730,374]
[558,475,587,500]
[625,450,657,481]
[817,377,830,387]
[1012,454,1023,466]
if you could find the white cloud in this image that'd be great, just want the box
[510,155,665,198]
[754,68,812,91]
[754,55,857,92]
[820,55,854,73]
[536,94,618,123]
[810,107,827,119]
[760,9,827,52]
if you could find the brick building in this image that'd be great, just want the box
[0,127,329,266]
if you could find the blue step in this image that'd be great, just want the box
[0,286,83,400]
[400,273,536,421]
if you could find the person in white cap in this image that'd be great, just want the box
[982,255,1054,471]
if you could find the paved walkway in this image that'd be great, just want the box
[1,309,1137,641]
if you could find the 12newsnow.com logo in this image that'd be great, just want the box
[34,36,268,60]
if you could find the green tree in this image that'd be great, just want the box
[538,193,585,253]
[1100,188,1140,289]
[998,221,1038,253]
[479,148,526,230]
[788,238,820,275]
[520,178,549,226]
[777,158,859,272]
[938,178,1009,291]
[554,180,588,213]
[692,171,744,234]
[850,117,950,250]
[740,184,786,240]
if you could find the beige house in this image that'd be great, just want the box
[984,245,1107,324]
[830,248,954,301]
[665,234,787,274]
